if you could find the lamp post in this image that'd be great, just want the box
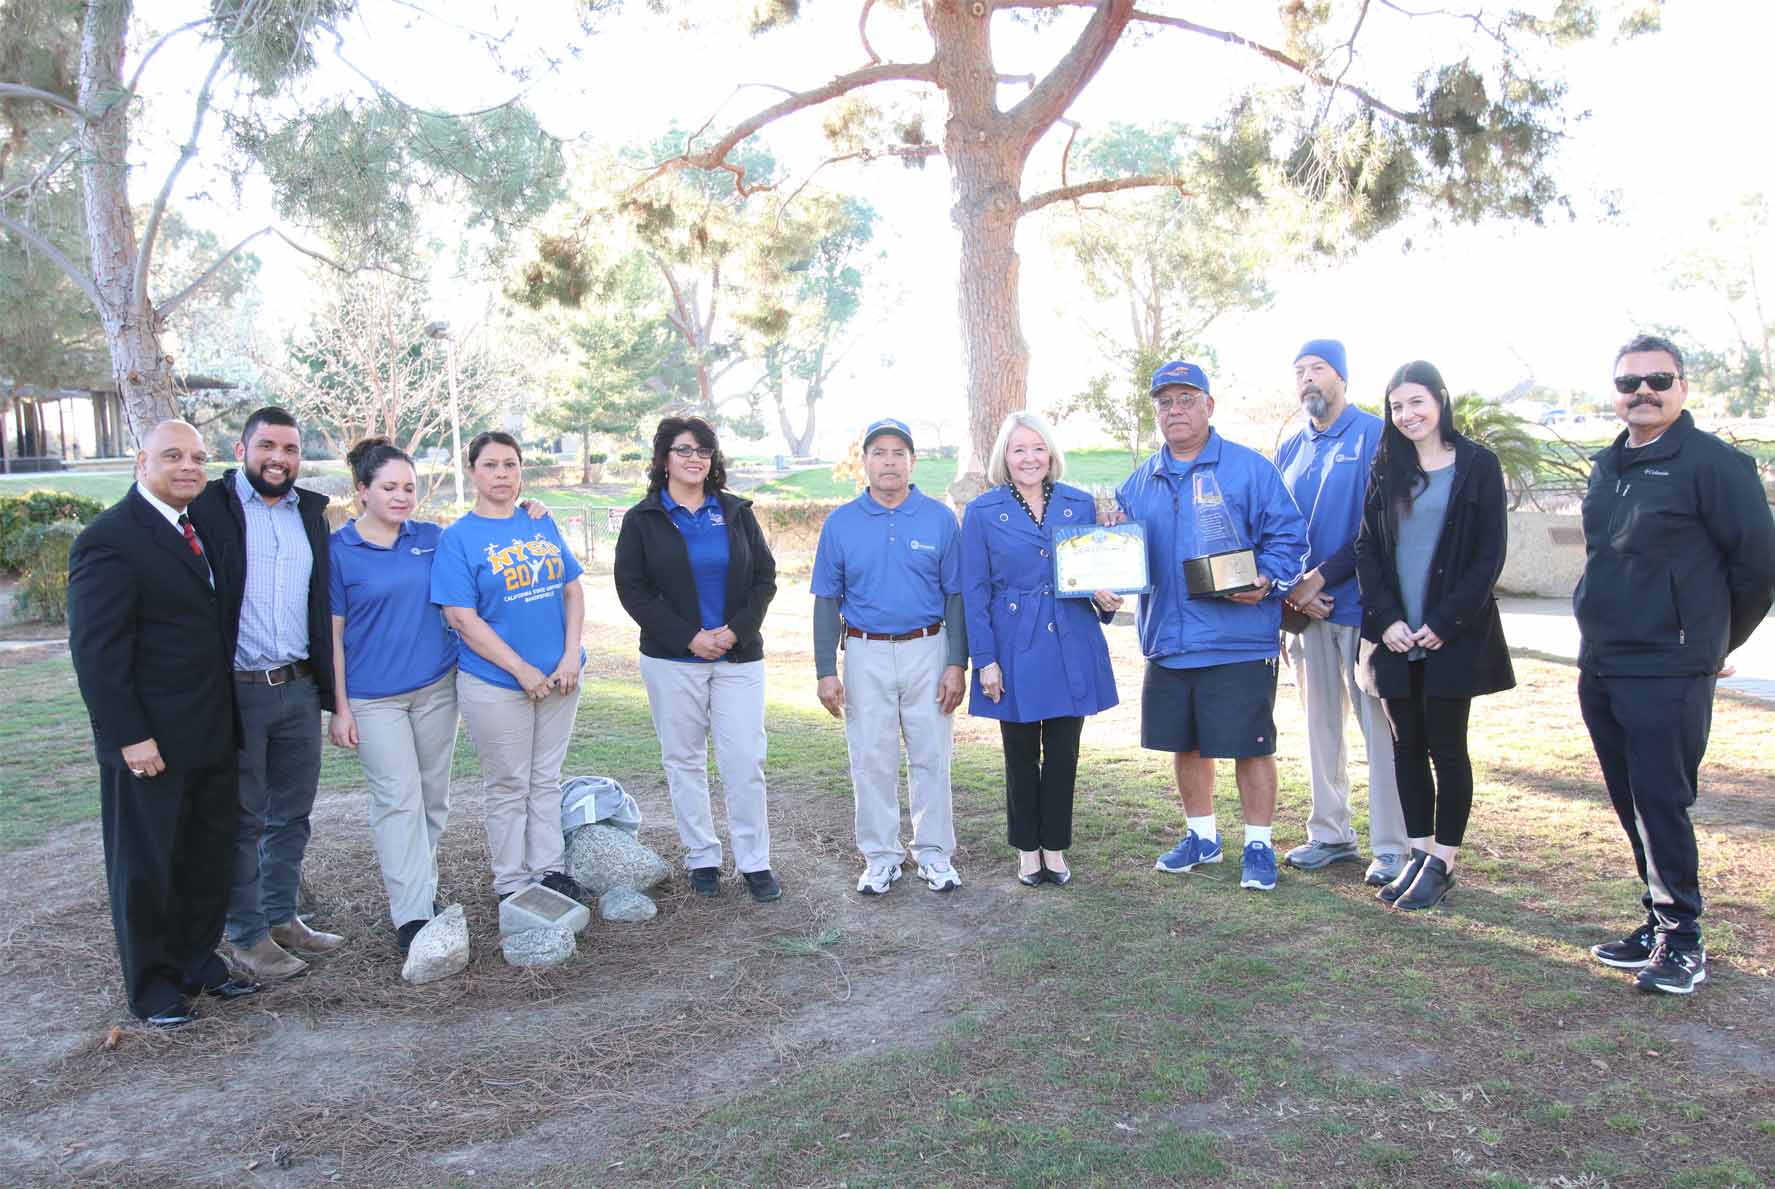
[424,320,465,506]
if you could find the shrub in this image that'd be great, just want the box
[619,451,644,463]
[587,452,609,464]
[14,520,83,624]
[0,491,107,572]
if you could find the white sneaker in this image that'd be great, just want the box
[856,860,903,896]
[917,858,962,893]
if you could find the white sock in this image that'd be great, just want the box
[1187,814,1218,843]
[1245,824,1273,847]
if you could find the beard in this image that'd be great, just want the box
[1301,387,1330,422]
[244,460,297,499]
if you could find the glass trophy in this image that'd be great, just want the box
[1183,471,1260,597]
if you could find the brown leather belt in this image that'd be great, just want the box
[235,660,313,686]
[844,623,942,642]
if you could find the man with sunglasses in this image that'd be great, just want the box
[1577,333,1775,995]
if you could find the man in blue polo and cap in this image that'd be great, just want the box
[1275,339,1408,886]
[812,417,969,895]
[1116,361,1309,891]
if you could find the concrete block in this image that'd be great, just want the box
[498,883,590,936]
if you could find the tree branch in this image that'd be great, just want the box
[858,0,882,66]
[0,211,102,308]
[1020,174,1184,216]
[0,83,95,124]
[125,17,214,96]
[0,145,78,204]
[633,60,937,197]
[156,226,274,318]
[780,143,943,211]
[1007,0,1135,145]
[1130,9,1423,125]
[134,45,229,314]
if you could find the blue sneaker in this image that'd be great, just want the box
[1240,841,1278,890]
[1154,830,1224,873]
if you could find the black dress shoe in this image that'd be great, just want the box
[397,920,429,953]
[1017,867,1044,887]
[200,977,261,1001]
[689,866,722,898]
[144,1003,195,1029]
[1043,864,1073,887]
[1394,855,1454,911]
[742,869,783,902]
[1377,848,1428,905]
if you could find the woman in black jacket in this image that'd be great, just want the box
[614,417,782,903]
[1354,361,1515,911]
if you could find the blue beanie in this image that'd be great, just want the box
[1295,339,1348,382]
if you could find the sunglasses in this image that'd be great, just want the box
[668,445,716,459]
[1613,372,1679,395]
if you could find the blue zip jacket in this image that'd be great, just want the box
[1274,404,1384,628]
[1116,430,1310,668]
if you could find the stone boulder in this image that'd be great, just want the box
[598,887,657,924]
[401,905,469,985]
[501,926,575,968]
[563,823,670,896]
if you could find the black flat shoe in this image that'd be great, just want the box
[396,920,428,953]
[200,977,261,1001]
[144,1003,195,1029]
[1043,866,1073,887]
[689,866,722,898]
[1393,855,1454,911]
[1017,868,1044,887]
[1377,848,1428,905]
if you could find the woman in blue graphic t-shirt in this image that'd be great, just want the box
[431,431,588,906]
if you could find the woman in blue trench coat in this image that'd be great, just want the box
[962,412,1121,887]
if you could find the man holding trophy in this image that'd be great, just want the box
[1114,361,1310,891]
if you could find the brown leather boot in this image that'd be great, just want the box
[220,935,308,981]
[270,916,345,954]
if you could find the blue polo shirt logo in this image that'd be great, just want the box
[709,510,725,525]
[909,538,934,551]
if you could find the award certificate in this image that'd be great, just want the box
[1052,523,1151,597]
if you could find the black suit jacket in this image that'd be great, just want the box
[188,469,337,712]
[66,487,239,771]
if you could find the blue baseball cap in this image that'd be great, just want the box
[1150,360,1211,396]
[862,417,915,452]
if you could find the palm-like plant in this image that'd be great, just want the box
[1453,395,1541,507]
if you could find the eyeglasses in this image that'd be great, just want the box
[1152,393,1205,413]
[669,445,716,459]
[1613,372,1679,395]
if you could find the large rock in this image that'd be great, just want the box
[501,926,575,968]
[598,887,657,924]
[402,905,469,985]
[564,823,670,895]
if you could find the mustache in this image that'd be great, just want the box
[1629,395,1662,409]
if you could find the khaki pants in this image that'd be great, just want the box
[456,670,581,896]
[1289,620,1407,854]
[638,656,771,873]
[352,671,458,926]
[841,633,955,866]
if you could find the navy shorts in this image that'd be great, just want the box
[1139,658,1279,758]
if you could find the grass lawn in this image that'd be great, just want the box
[3,592,1773,1186]
[753,447,1146,501]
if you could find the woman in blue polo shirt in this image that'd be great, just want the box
[961,412,1120,887]
[328,437,461,954]
[431,431,588,907]
[615,416,780,903]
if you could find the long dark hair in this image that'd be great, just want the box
[1375,360,1458,511]
[646,416,727,496]
[346,436,413,489]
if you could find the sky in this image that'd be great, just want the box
[127,0,1775,456]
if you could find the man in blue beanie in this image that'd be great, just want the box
[1275,340,1408,885]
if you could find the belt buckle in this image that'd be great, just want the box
[265,665,288,687]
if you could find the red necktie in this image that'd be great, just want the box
[178,513,203,557]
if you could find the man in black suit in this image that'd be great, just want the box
[67,420,259,1027]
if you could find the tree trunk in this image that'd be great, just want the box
[931,2,1026,504]
[580,430,593,485]
[79,0,176,447]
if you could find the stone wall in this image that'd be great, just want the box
[1500,511,1588,598]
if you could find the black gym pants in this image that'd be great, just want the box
[1577,670,1713,947]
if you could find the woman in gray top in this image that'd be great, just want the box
[1354,361,1515,911]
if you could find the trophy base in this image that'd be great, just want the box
[1184,548,1260,598]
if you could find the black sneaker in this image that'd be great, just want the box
[689,866,722,898]
[539,871,589,903]
[741,869,782,902]
[1635,942,1706,995]
[396,920,427,954]
[1590,922,1658,969]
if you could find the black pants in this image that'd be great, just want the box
[1578,670,1712,945]
[1000,716,1083,851]
[1385,661,1474,847]
[99,760,238,1018]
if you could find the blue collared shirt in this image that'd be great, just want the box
[1275,404,1383,628]
[810,484,960,635]
[662,489,731,663]
[232,468,313,670]
[329,519,458,699]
